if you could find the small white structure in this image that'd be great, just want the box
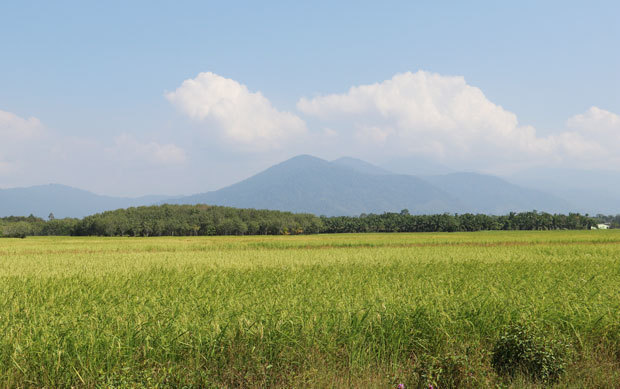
[596,223,610,230]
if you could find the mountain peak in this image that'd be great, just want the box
[268,155,331,172]
[331,157,391,175]
[278,154,327,165]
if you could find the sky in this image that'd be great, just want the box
[1,0,618,196]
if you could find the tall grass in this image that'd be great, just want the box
[1,231,619,387]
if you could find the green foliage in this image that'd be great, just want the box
[322,211,596,233]
[0,206,606,237]
[73,204,322,237]
[491,323,568,383]
[41,218,78,236]
[413,354,476,389]
[0,215,75,238]
[1,221,32,238]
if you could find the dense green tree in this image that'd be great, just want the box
[1,221,32,238]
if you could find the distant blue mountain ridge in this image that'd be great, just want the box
[3,155,615,218]
[0,184,174,219]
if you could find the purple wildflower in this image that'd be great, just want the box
[397,384,405,389]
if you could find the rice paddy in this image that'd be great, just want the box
[1,231,619,387]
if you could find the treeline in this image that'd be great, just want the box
[0,215,79,238]
[73,205,322,237]
[0,204,615,238]
[321,211,597,233]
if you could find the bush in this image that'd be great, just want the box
[412,353,476,389]
[491,323,568,383]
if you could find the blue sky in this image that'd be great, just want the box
[1,1,618,196]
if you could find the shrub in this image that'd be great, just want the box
[413,354,476,389]
[491,323,568,383]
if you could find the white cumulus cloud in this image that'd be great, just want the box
[0,109,43,140]
[0,109,47,177]
[297,71,555,167]
[567,106,620,132]
[554,106,620,163]
[166,72,306,150]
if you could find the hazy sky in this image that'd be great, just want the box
[1,1,618,196]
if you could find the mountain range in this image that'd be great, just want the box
[1,155,616,218]
[0,184,173,219]
[507,168,620,215]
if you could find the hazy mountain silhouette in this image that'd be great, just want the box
[169,155,460,216]
[379,156,454,176]
[507,168,620,214]
[331,157,392,175]
[3,156,604,218]
[0,184,173,218]
[425,172,572,214]
[169,155,572,216]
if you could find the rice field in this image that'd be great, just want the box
[1,231,619,388]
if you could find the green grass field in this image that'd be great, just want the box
[1,231,619,388]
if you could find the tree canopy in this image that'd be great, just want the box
[0,204,610,238]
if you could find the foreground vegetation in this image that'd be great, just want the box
[1,231,619,387]
[2,204,612,238]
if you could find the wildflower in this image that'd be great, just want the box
[397,384,405,389]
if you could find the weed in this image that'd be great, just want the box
[491,323,569,383]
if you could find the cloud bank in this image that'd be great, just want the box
[166,72,306,149]
[163,70,619,174]
[297,71,552,164]
[297,71,618,171]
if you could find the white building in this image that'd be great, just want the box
[596,223,611,230]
